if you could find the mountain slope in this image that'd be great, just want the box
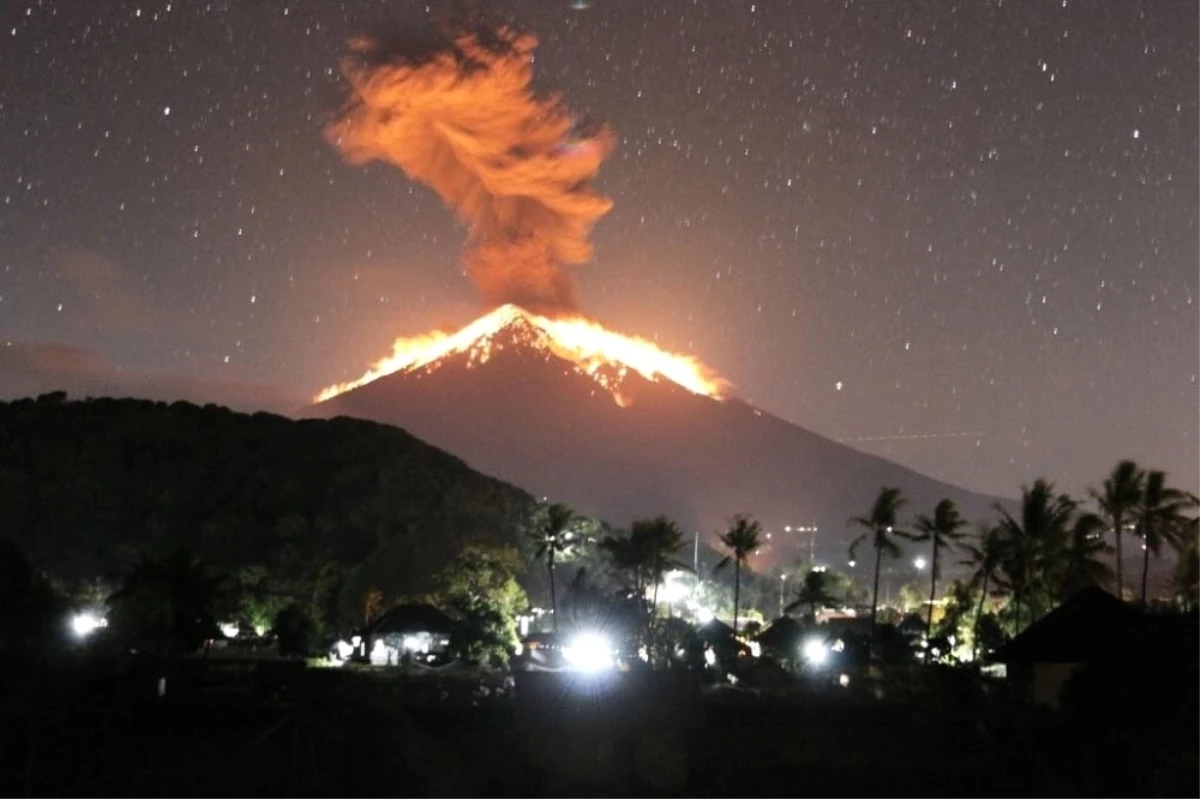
[308,314,1011,569]
[0,394,538,620]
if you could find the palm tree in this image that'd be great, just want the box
[911,499,968,662]
[1058,512,1113,598]
[960,524,1005,663]
[630,516,689,618]
[108,548,225,666]
[994,479,1076,631]
[1133,471,1193,606]
[716,514,762,633]
[784,567,842,621]
[1174,501,1199,610]
[848,487,910,655]
[528,502,579,632]
[1090,460,1144,600]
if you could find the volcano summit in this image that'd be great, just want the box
[306,307,1008,569]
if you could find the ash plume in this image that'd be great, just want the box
[326,18,614,315]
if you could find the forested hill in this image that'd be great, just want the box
[0,393,538,626]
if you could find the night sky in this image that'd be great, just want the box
[2,0,1196,503]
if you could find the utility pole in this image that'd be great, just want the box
[693,530,699,576]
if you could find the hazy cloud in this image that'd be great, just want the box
[0,340,303,415]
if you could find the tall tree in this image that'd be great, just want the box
[716,514,762,633]
[528,502,579,632]
[1133,471,1193,606]
[630,515,689,618]
[848,487,910,656]
[784,567,842,621]
[960,525,1011,662]
[911,499,968,663]
[108,548,225,660]
[993,479,1076,631]
[1058,512,1113,598]
[1090,460,1144,600]
[1174,501,1199,611]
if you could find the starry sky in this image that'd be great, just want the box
[2,0,1196,503]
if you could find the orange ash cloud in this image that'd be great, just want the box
[314,304,729,405]
[325,23,614,315]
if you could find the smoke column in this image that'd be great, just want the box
[326,20,614,315]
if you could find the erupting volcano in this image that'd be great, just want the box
[315,304,729,407]
[312,16,1011,565]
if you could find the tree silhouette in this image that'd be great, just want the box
[784,567,842,621]
[1133,470,1193,606]
[993,479,1076,631]
[108,548,225,662]
[528,502,579,632]
[1058,512,1113,599]
[848,487,910,656]
[960,527,1006,658]
[716,514,762,633]
[630,515,690,619]
[1090,460,1144,600]
[911,499,968,663]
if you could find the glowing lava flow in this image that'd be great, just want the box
[315,305,729,405]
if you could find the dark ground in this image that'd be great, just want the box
[1,655,1195,798]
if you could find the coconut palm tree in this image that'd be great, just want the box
[960,524,1005,663]
[848,487,910,655]
[994,479,1076,631]
[528,502,579,632]
[630,515,690,618]
[784,567,842,621]
[911,499,968,662]
[1057,512,1112,598]
[1090,460,1144,600]
[1133,471,1194,606]
[716,514,762,633]
[1174,502,1199,610]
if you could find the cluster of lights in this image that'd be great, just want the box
[70,611,107,638]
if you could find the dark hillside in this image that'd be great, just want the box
[0,393,536,628]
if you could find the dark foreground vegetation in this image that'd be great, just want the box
[1,650,1195,798]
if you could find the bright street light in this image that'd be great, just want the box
[563,632,614,672]
[913,556,928,571]
[802,638,829,667]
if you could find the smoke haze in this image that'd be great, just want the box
[326,20,614,315]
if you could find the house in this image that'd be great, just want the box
[995,585,1143,708]
[366,603,457,666]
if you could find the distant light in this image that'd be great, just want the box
[848,560,857,568]
[254,624,267,637]
[71,611,107,638]
[563,632,614,672]
[914,556,928,570]
[839,673,850,687]
[696,607,715,624]
[803,638,829,666]
[219,622,239,639]
[335,639,354,660]
[704,647,717,667]
[402,635,421,652]
[749,641,762,658]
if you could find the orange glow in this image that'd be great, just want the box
[315,305,729,404]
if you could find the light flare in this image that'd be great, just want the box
[315,304,728,404]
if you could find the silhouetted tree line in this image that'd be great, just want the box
[0,394,538,637]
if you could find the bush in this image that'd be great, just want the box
[272,604,316,656]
